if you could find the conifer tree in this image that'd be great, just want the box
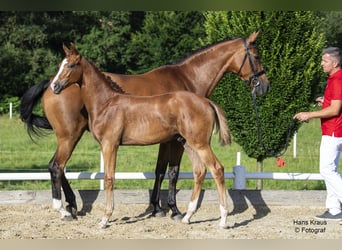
[203,11,326,187]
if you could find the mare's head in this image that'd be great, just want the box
[233,31,269,95]
[50,43,82,94]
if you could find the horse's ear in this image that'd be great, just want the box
[247,31,259,44]
[63,43,71,56]
[70,42,79,55]
[75,54,81,64]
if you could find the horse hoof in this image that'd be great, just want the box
[98,223,107,229]
[152,210,166,217]
[171,213,183,221]
[181,218,190,224]
[218,224,229,229]
[61,215,74,221]
[66,205,78,219]
[98,218,109,229]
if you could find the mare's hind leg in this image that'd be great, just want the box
[150,142,169,217]
[181,143,207,224]
[167,139,184,220]
[150,140,184,220]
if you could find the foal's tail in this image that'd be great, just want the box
[209,101,231,146]
[20,79,52,140]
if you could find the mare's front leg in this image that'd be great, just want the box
[49,154,75,221]
[44,83,86,220]
[60,130,87,218]
[48,134,85,220]
[61,173,77,218]
[99,143,118,229]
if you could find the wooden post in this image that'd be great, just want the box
[256,160,263,190]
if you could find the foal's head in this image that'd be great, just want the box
[234,31,269,95]
[51,43,82,94]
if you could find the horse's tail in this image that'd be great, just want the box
[20,79,52,140]
[209,101,231,146]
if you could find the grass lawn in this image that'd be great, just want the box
[0,114,326,190]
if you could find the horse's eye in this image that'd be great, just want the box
[68,63,75,68]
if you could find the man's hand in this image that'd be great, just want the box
[315,96,324,107]
[293,112,310,122]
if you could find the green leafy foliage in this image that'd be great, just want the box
[0,96,19,115]
[318,11,342,49]
[204,11,327,161]
[0,12,59,99]
[0,11,341,164]
[126,11,205,73]
[77,11,141,73]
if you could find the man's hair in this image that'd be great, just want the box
[322,47,342,67]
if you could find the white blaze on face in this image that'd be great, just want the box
[50,58,68,91]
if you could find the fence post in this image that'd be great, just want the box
[233,165,246,190]
[9,103,12,119]
[293,132,297,158]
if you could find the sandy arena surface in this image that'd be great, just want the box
[1,201,341,239]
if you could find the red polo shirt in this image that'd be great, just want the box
[321,69,342,137]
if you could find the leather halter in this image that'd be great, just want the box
[237,37,266,89]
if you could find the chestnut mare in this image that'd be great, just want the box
[52,43,233,228]
[20,32,269,221]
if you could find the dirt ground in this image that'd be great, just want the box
[1,202,341,239]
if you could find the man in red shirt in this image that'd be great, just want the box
[294,47,342,221]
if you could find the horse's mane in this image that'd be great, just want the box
[172,36,243,65]
[85,57,125,94]
[105,75,125,94]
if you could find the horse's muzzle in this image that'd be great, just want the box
[51,81,64,95]
[253,79,270,96]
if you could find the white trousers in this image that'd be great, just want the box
[320,135,342,214]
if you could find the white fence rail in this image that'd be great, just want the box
[0,165,327,190]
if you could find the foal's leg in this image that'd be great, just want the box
[197,147,228,229]
[181,144,206,224]
[99,143,118,229]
